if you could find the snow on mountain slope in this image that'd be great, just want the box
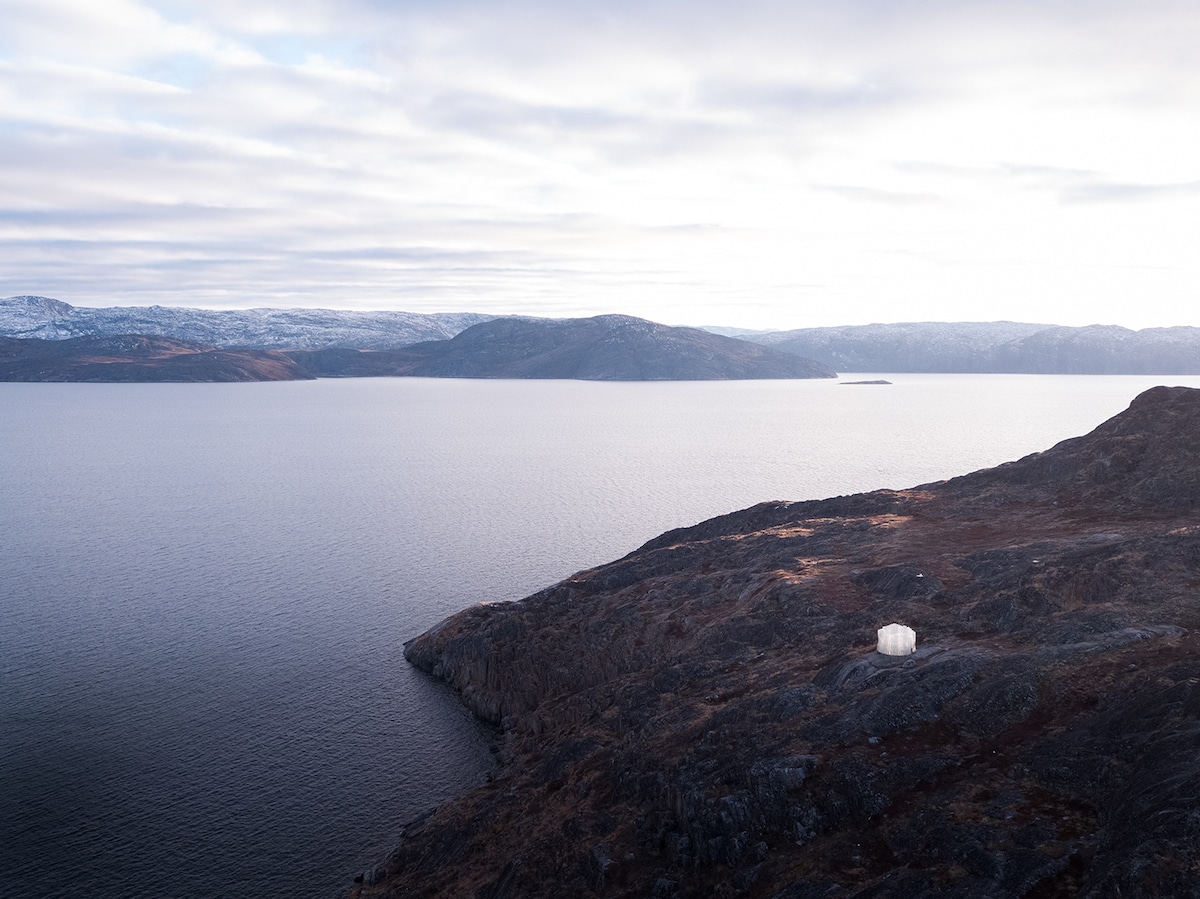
[0,296,494,349]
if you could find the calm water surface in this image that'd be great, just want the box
[3,374,1199,898]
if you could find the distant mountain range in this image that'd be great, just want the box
[0,295,491,349]
[0,300,835,382]
[5,296,1200,377]
[738,321,1200,374]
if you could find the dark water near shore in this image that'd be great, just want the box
[4,374,1199,898]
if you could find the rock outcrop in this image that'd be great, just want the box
[353,386,1200,899]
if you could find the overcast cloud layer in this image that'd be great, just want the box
[1,0,1198,328]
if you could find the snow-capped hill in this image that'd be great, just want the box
[0,295,77,337]
[0,296,496,349]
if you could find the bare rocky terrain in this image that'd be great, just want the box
[354,386,1200,898]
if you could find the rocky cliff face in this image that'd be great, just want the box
[355,386,1200,899]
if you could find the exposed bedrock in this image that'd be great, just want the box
[357,387,1200,899]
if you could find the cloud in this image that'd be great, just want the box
[813,184,939,206]
[2,0,1200,328]
[0,0,241,69]
[1060,180,1200,205]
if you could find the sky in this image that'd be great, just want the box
[1,0,1198,330]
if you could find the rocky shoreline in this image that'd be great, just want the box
[352,386,1200,898]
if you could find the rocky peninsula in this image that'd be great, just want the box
[354,386,1200,898]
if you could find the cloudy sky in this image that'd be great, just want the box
[1,0,1198,329]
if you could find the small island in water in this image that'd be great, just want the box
[352,386,1200,899]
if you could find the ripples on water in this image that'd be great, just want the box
[3,374,1198,898]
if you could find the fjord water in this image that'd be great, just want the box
[4,374,1200,899]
